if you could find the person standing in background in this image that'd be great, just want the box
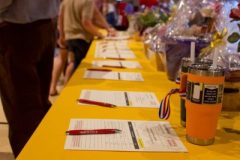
[105,0,117,27]
[125,1,135,15]
[50,0,72,96]
[132,0,140,12]
[60,0,115,74]
[0,0,60,157]
[115,1,129,31]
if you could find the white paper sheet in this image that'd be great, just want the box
[96,45,133,53]
[97,40,128,45]
[95,41,134,59]
[96,41,129,51]
[95,52,136,59]
[64,119,187,152]
[105,35,130,40]
[104,32,130,41]
[78,90,159,108]
[84,71,144,81]
[92,60,142,69]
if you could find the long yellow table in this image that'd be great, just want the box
[17,39,240,160]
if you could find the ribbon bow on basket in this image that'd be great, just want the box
[200,28,228,58]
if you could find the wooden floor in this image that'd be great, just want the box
[0,100,13,159]
[0,152,14,160]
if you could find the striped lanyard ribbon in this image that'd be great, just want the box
[159,88,179,120]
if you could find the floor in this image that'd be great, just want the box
[0,78,64,160]
[0,99,14,160]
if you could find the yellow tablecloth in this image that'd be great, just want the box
[17,39,240,160]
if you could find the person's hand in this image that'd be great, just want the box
[97,33,106,40]
[107,27,117,37]
[57,37,66,48]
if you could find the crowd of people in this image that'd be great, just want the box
[49,0,116,96]
[0,0,164,158]
[49,0,150,95]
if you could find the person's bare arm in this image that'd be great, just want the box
[58,4,65,47]
[93,4,116,36]
[81,19,105,39]
[93,4,110,29]
[81,2,105,39]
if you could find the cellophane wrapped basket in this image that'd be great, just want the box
[162,0,221,80]
[201,0,240,111]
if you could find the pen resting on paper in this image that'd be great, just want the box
[66,129,122,135]
[77,99,117,108]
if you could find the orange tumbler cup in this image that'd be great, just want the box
[186,64,225,145]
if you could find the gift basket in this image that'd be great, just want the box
[143,0,177,47]
[162,0,221,81]
[140,1,177,69]
[142,27,167,70]
[157,1,239,144]
[135,9,160,36]
[199,0,240,111]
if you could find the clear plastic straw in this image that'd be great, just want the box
[212,49,218,68]
[190,42,196,63]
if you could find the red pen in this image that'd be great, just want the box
[66,129,122,135]
[105,57,126,60]
[77,99,117,108]
[87,68,112,72]
[102,65,126,69]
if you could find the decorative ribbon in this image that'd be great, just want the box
[159,87,187,120]
[159,88,179,120]
[200,28,228,58]
[167,5,177,22]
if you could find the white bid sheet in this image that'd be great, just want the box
[78,90,160,108]
[64,119,187,152]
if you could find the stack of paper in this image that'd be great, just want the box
[64,119,188,152]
